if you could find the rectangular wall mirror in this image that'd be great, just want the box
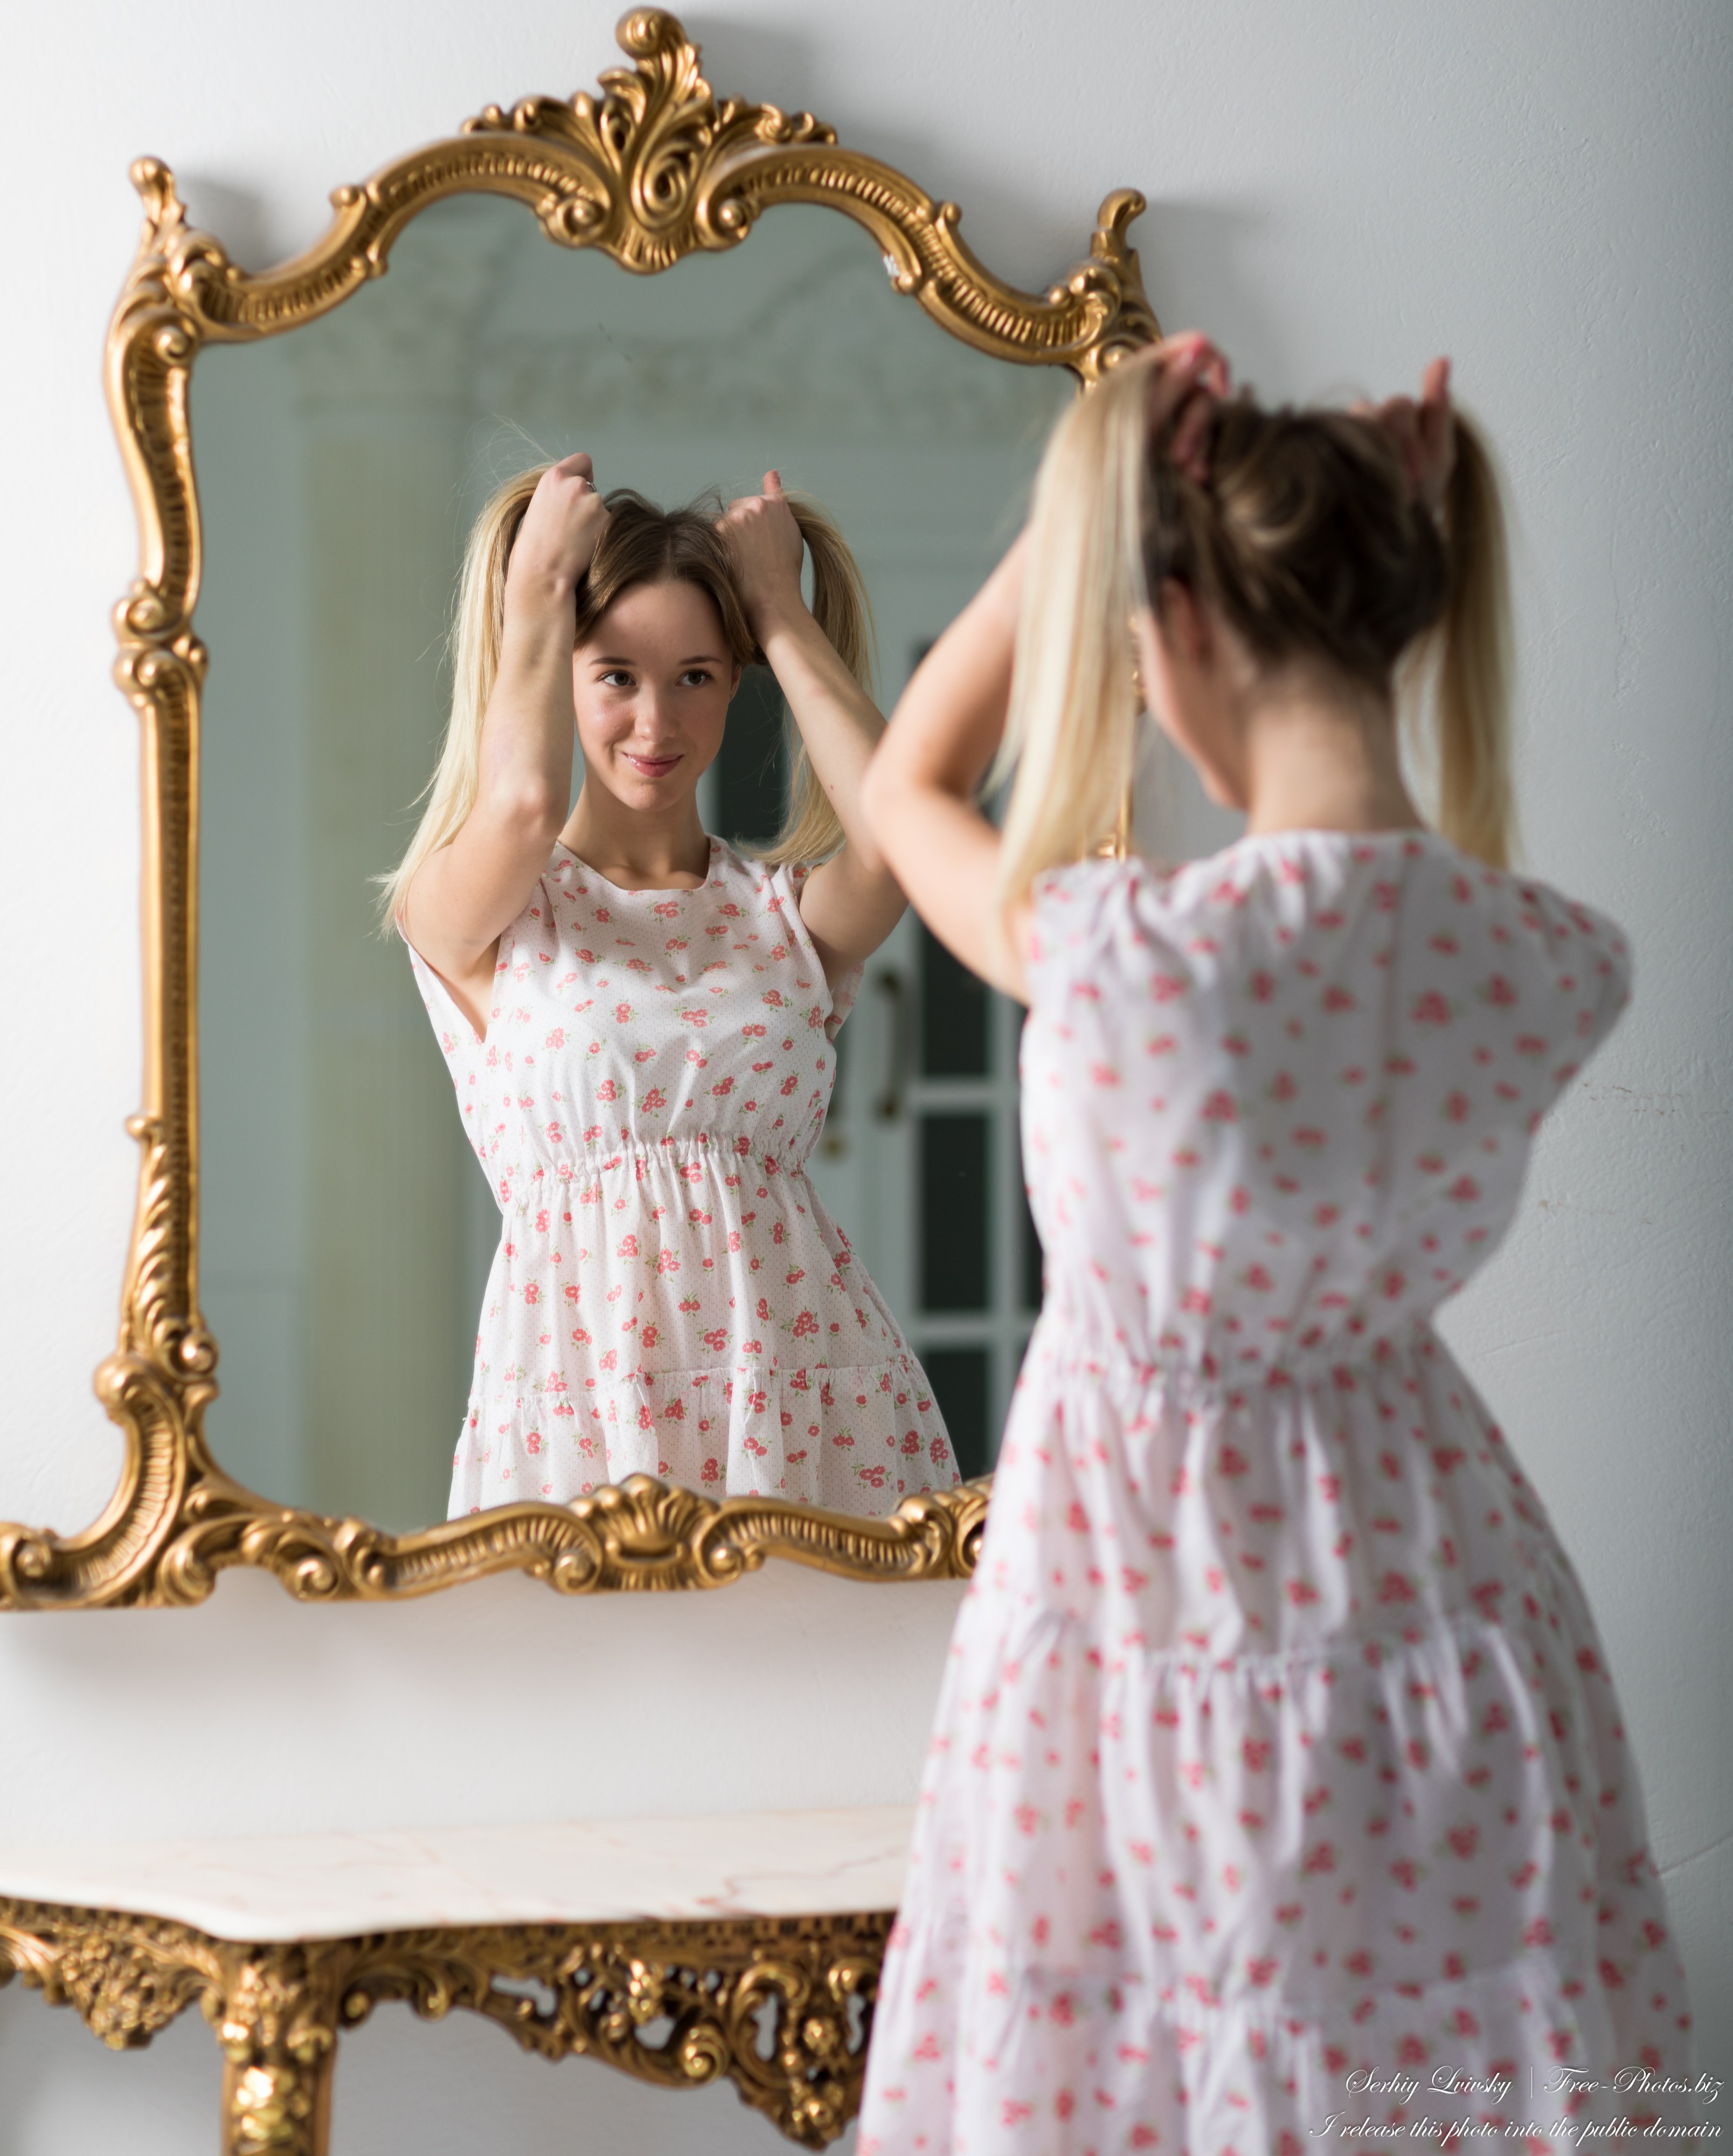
[194,193,1066,1532]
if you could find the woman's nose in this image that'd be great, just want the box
[633,693,678,739]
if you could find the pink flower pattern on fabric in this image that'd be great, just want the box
[409,837,958,1517]
[860,831,1699,2153]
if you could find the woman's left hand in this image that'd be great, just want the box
[718,472,806,640]
[1356,356,1454,515]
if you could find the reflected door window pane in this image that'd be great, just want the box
[893,922,1037,1474]
[919,1346,991,1481]
[919,1112,990,1312]
[919,922,990,1080]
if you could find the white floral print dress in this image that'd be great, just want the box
[861,831,1700,2153]
[408,837,957,1517]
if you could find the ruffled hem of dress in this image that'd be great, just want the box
[449,1348,959,1517]
[900,1595,1662,1966]
[861,1941,1706,2155]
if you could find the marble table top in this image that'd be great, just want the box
[0,1805,918,1943]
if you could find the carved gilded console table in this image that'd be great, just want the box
[0,1807,909,2151]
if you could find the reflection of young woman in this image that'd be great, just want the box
[382,457,958,1517]
[857,343,1698,2143]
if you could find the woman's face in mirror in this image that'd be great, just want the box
[572,577,741,813]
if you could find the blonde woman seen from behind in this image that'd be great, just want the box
[856,342,1697,2148]
[389,455,958,1517]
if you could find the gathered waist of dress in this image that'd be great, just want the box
[1028,1303,1441,1402]
[497,1132,817,1188]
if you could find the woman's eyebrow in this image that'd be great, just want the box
[585,652,725,666]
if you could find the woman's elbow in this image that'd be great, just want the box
[858,747,901,858]
[488,779,568,848]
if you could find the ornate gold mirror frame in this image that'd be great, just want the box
[0,8,1156,1612]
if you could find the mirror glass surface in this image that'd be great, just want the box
[195,193,1068,1530]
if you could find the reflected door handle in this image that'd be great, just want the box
[873,966,909,1122]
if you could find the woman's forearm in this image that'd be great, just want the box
[874,544,1022,807]
[756,599,890,868]
[407,459,606,974]
[757,598,911,976]
[859,538,1031,999]
[404,591,578,977]
[479,592,581,825]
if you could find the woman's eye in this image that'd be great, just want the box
[599,670,633,688]
[680,669,712,688]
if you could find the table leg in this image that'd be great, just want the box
[213,1943,341,2156]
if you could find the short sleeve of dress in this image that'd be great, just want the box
[1488,875,1634,1122]
[1563,895,1633,1059]
[776,859,864,1044]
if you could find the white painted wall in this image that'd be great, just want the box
[0,0,1725,2146]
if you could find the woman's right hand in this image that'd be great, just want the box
[1119,331,1232,478]
[504,452,611,611]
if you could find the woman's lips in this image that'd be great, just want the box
[623,751,682,777]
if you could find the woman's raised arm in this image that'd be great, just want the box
[863,334,1229,1006]
[719,473,905,980]
[402,453,608,1012]
[858,534,1031,1002]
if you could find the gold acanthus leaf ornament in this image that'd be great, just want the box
[0,7,1157,1612]
[461,9,841,262]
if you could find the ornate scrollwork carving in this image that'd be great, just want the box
[0,1897,892,2152]
[336,1911,891,2147]
[0,7,1155,1611]
[463,9,838,264]
[0,1901,222,2049]
[140,1470,991,1607]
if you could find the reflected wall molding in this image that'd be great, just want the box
[0,5,1155,1610]
[0,1896,893,2152]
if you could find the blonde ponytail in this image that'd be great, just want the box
[1429,416,1514,868]
[987,365,1519,902]
[993,363,1148,904]
[752,495,876,868]
[377,467,541,935]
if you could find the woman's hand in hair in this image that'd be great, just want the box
[506,452,611,610]
[717,472,807,641]
[1355,357,1454,515]
[720,473,907,980]
[1120,332,1232,479]
[403,453,605,1019]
